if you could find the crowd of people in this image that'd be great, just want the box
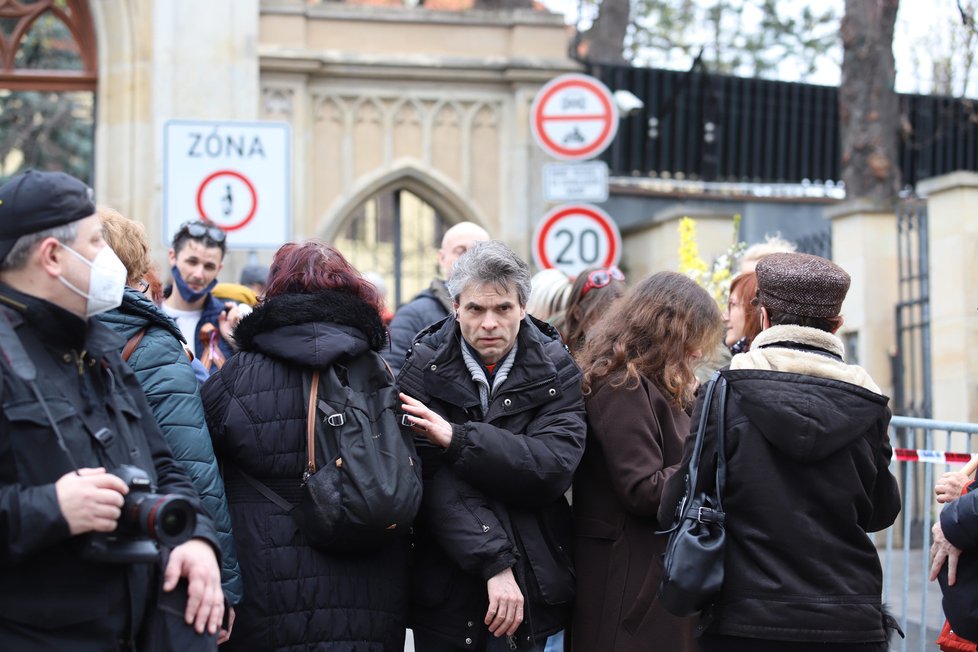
[2,167,974,652]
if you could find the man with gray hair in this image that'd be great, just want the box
[398,240,585,651]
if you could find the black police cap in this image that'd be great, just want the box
[0,169,96,262]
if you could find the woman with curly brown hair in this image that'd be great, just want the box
[569,272,723,652]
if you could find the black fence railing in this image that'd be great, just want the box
[590,63,978,189]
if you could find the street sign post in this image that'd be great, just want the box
[532,203,622,277]
[163,120,291,249]
[530,73,619,162]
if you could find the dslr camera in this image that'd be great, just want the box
[82,464,196,563]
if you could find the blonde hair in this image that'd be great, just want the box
[97,205,152,286]
[740,235,797,273]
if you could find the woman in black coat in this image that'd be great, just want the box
[202,241,410,651]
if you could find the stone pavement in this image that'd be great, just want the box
[881,544,945,652]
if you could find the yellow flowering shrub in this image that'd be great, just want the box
[677,215,745,308]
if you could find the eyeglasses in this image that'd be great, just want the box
[179,221,226,243]
[580,266,625,298]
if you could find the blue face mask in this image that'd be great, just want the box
[171,265,217,304]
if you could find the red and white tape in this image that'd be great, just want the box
[893,448,974,464]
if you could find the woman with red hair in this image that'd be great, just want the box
[202,241,411,651]
[724,272,761,355]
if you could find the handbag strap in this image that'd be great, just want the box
[713,376,729,507]
[306,370,320,476]
[122,327,147,362]
[685,371,721,488]
[670,371,727,528]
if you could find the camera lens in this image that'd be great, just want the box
[130,495,196,547]
[160,506,192,539]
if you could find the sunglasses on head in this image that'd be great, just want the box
[580,266,625,298]
[180,221,227,243]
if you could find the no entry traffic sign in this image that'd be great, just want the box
[530,74,619,162]
[532,203,622,277]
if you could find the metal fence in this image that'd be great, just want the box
[589,63,978,188]
[882,415,978,652]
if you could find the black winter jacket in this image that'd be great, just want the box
[397,315,586,649]
[202,290,410,652]
[659,330,901,644]
[383,279,453,376]
[0,287,220,651]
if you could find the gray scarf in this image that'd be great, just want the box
[459,337,518,414]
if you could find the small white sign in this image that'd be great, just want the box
[163,120,291,249]
[543,161,609,203]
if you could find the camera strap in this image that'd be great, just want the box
[0,308,83,472]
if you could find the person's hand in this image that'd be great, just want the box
[400,393,453,449]
[55,468,128,535]
[217,605,235,645]
[164,538,224,635]
[930,520,963,585]
[485,567,524,638]
[935,471,971,504]
[218,302,242,349]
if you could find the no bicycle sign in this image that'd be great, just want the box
[530,73,619,161]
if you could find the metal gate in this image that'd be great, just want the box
[892,197,931,419]
[891,197,932,551]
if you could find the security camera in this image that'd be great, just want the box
[613,90,645,118]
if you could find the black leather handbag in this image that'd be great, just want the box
[658,371,729,617]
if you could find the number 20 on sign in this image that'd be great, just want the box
[532,204,622,277]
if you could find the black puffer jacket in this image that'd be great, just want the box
[659,330,901,644]
[397,315,586,649]
[202,291,409,652]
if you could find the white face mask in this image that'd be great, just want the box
[58,244,128,317]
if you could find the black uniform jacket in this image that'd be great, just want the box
[0,287,219,650]
[659,364,901,643]
[397,315,586,649]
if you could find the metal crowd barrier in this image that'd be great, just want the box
[882,415,978,652]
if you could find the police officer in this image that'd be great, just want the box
[0,170,224,650]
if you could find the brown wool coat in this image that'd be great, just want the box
[570,375,696,652]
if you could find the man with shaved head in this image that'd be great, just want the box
[384,221,490,375]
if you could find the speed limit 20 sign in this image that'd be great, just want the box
[532,204,622,277]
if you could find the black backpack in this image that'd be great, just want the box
[242,351,423,553]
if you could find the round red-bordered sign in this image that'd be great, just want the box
[532,203,621,276]
[196,169,258,232]
[530,74,619,162]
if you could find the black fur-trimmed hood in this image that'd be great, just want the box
[234,290,388,368]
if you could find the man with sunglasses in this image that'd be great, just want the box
[163,220,239,374]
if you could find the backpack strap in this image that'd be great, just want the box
[306,370,320,476]
[230,370,323,513]
[122,327,147,362]
[236,468,294,512]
